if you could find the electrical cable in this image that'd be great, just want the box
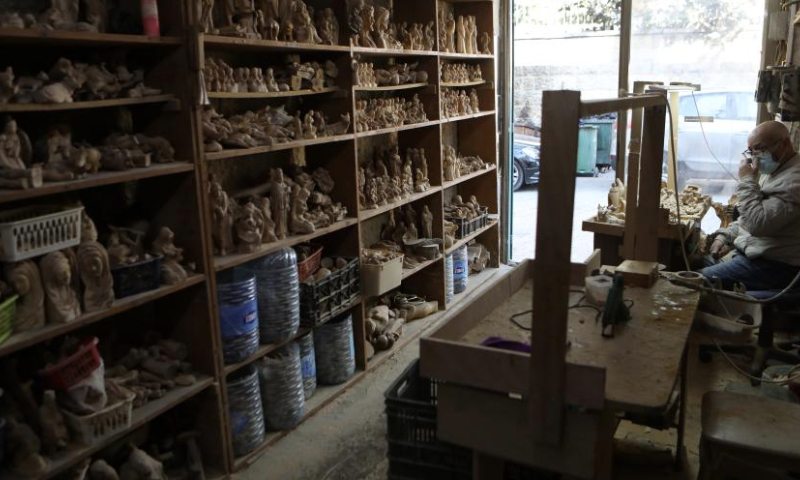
[711,339,800,384]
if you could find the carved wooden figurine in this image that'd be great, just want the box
[270,168,290,239]
[209,176,235,256]
[456,16,466,54]
[421,205,434,239]
[78,241,114,312]
[151,227,188,285]
[254,197,278,243]
[290,184,316,234]
[481,32,491,54]
[40,251,81,324]
[6,418,48,476]
[5,260,45,331]
[235,203,266,254]
[38,390,69,454]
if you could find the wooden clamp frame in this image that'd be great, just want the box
[532,91,667,445]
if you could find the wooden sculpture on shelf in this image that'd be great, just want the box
[235,202,266,254]
[119,446,164,480]
[6,418,49,476]
[470,16,479,55]
[77,241,114,312]
[209,175,235,256]
[38,390,69,454]
[290,184,316,234]
[421,205,434,239]
[316,8,340,45]
[456,15,466,54]
[270,168,290,239]
[253,197,278,243]
[151,227,188,285]
[481,31,491,54]
[40,251,81,324]
[5,260,45,332]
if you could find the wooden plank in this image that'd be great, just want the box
[204,134,355,161]
[355,120,441,138]
[440,110,496,124]
[207,87,341,99]
[579,94,664,118]
[0,94,175,112]
[439,53,494,60]
[437,383,606,479]
[442,164,497,190]
[441,80,489,88]
[420,338,606,410]
[0,275,205,358]
[531,90,581,445]
[616,0,633,178]
[0,163,193,204]
[445,220,498,255]
[2,378,213,480]
[353,82,428,92]
[402,257,441,280]
[204,34,350,53]
[351,46,438,57]
[359,187,442,221]
[632,105,668,261]
[0,27,182,46]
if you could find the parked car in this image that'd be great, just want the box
[672,90,756,184]
[513,142,540,191]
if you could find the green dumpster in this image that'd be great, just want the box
[583,118,615,167]
[577,126,598,176]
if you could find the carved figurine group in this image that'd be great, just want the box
[365,289,438,356]
[352,59,428,88]
[0,58,161,105]
[442,145,489,182]
[203,0,339,47]
[204,56,338,94]
[208,168,347,256]
[0,0,108,33]
[348,2,434,52]
[442,88,480,119]
[354,95,428,132]
[438,11,491,55]
[0,116,174,191]
[202,105,351,153]
[441,63,483,84]
[359,146,431,210]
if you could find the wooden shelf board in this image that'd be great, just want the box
[0,275,205,358]
[356,120,440,138]
[0,27,182,46]
[214,218,359,271]
[441,110,496,124]
[204,134,355,161]
[233,372,366,472]
[402,256,442,280]
[442,165,497,190]
[354,82,428,92]
[0,94,175,113]
[439,52,494,60]
[351,46,438,57]
[203,34,350,53]
[207,87,340,99]
[0,162,194,204]
[223,299,362,376]
[441,80,488,88]
[445,220,498,255]
[2,377,213,480]
[359,187,442,221]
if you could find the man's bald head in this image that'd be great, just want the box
[748,120,795,164]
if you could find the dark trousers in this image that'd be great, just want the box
[700,254,800,292]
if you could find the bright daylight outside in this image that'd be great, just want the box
[510,0,764,263]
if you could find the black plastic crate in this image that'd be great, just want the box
[300,257,360,327]
[111,255,162,298]
[446,208,489,240]
[385,360,472,480]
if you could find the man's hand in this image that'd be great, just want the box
[710,238,732,259]
[739,157,759,179]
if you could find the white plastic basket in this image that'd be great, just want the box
[0,206,83,262]
[62,387,135,445]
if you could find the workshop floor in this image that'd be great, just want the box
[236,325,746,480]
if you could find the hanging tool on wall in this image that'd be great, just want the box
[601,274,630,338]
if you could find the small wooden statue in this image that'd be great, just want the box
[151,227,188,285]
[421,205,434,239]
[235,203,266,254]
[40,251,81,324]
[38,390,69,454]
[481,32,491,54]
[5,260,45,331]
[254,197,278,243]
[78,241,114,312]
[209,176,235,255]
[290,184,316,234]
[270,168,290,239]
[6,418,49,476]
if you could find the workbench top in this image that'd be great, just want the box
[459,278,701,414]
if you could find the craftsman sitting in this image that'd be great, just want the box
[701,121,800,291]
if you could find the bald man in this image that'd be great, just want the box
[701,121,800,291]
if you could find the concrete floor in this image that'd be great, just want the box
[236,318,753,480]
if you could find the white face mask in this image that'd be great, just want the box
[755,151,781,175]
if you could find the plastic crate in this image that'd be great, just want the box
[0,205,82,262]
[300,258,360,327]
[0,295,18,346]
[296,243,323,283]
[111,255,162,299]
[361,250,403,297]
[446,208,488,240]
[62,386,135,445]
[39,337,102,391]
[385,360,472,480]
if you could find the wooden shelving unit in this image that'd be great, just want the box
[0,1,500,478]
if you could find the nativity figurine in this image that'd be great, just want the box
[41,250,81,324]
[151,227,188,285]
[209,176,236,256]
[77,241,115,312]
[235,202,266,254]
[5,260,45,332]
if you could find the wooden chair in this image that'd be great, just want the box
[699,391,800,480]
